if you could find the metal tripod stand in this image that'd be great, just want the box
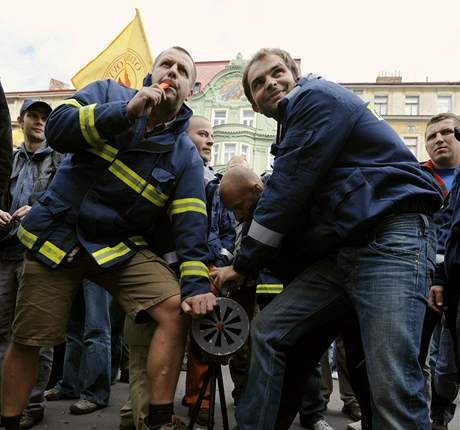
[188,297,249,430]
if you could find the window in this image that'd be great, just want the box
[267,149,275,170]
[223,143,236,164]
[374,96,388,115]
[240,144,251,163]
[437,96,452,114]
[211,144,220,166]
[403,137,418,155]
[241,109,255,127]
[405,96,419,116]
[212,110,227,126]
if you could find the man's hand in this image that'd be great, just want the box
[209,265,244,290]
[127,84,166,121]
[428,285,445,313]
[0,209,12,229]
[11,205,31,222]
[181,292,216,317]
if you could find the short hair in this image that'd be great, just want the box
[242,48,300,105]
[426,113,460,133]
[153,46,197,85]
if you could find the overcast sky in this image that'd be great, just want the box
[1,0,459,91]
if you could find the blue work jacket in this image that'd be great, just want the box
[18,79,210,299]
[234,77,443,273]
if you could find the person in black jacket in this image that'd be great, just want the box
[0,81,12,207]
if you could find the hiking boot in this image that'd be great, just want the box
[19,410,44,429]
[142,416,187,429]
[44,387,75,401]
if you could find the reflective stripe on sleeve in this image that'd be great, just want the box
[92,242,131,266]
[168,198,207,217]
[60,99,83,109]
[163,251,179,265]
[436,254,445,265]
[180,261,209,279]
[220,248,234,260]
[248,220,284,248]
[38,241,66,265]
[79,104,106,146]
[17,225,38,250]
[256,284,283,294]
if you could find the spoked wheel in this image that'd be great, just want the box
[191,297,250,357]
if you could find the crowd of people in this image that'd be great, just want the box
[0,45,459,430]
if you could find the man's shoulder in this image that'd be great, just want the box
[75,79,136,103]
[287,78,362,114]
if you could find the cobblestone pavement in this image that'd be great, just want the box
[34,367,459,429]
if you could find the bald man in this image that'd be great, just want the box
[219,167,262,223]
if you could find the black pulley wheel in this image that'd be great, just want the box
[191,297,250,357]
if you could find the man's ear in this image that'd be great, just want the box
[17,115,24,128]
[251,103,259,113]
[254,183,263,194]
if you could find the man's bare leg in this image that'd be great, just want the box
[142,294,187,427]
[1,343,40,416]
[147,295,187,403]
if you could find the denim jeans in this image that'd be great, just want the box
[236,213,435,430]
[55,279,112,406]
[0,259,53,415]
[431,317,458,424]
[298,364,326,425]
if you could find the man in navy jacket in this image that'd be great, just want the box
[1,47,214,430]
[211,48,442,430]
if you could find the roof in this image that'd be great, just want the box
[195,60,230,89]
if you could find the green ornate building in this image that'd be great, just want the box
[187,54,278,174]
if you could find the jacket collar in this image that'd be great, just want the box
[18,142,52,159]
[277,73,321,126]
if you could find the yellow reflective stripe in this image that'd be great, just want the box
[79,104,106,146]
[61,99,83,108]
[168,198,207,217]
[141,184,168,207]
[256,284,284,294]
[180,261,209,279]
[129,236,148,247]
[17,225,38,250]
[38,241,66,265]
[180,261,209,278]
[92,242,131,265]
[87,143,119,163]
[109,159,146,193]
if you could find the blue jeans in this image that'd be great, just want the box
[431,317,458,423]
[55,279,112,406]
[236,213,435,430]
[298,364,326,425]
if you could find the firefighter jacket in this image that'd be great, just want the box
[234,76,443,274]
[18,79,210,299]
[205,170,236,267]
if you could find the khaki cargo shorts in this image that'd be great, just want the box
[13,249,179,347]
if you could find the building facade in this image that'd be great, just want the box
[4,61,460,173]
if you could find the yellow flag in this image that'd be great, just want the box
[71,9,153,90]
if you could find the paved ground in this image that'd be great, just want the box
[34,367,460,429]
